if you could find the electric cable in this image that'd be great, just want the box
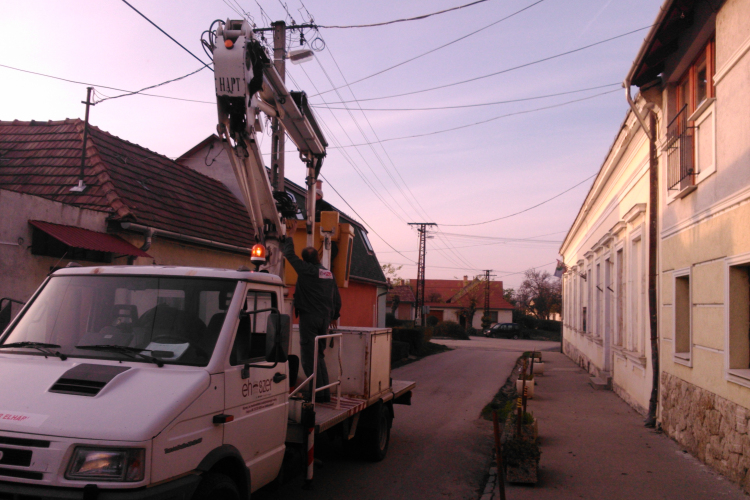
[94,66,208,103]
[312,24,651,100]
[329,89,620,148]
[0,63,214,104]
[310,0,545,97]
[313,82,621,110]
[317,0,494,28]
[120,0,213,72]
[439,172,598,227]
[319,174,416,263]
[291,70,411,225]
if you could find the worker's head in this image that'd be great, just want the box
[301,247,320,265]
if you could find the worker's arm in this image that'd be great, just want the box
[331,279,342,321]
[282,220,319,276]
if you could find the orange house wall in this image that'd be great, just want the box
[287,279,378,327]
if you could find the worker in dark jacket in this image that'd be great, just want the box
[282,219,342,402]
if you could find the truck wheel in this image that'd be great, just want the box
[192,472,240,500]
[362,405,391,462]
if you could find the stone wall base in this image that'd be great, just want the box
[562,338,600,377]
[661,372,750,493]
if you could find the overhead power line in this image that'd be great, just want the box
[331,89,620,148]
[313,24,651,101]
[318,0,494,28]
[319,174,416,263]
[439,173,598,227]
[311,0,545,97]
[120,0,213,72]
[313,82,620,110]
[0,63,214,104]
[94,66,208,103]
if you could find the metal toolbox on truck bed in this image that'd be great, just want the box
[329,327,391,400]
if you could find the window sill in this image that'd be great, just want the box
[688,97,715,123]
[673,352,692,367]
[613,346,647,367]
[727,369,750,389]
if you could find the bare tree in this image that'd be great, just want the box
[518,269,561,320]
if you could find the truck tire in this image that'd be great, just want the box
[361,404,391,462]
[192,472,240,500]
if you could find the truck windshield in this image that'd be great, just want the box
[1,275,239,367]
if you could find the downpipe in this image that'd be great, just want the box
[623,80,660,428]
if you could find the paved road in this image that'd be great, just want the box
[254,337,533,499]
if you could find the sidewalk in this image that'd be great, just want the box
[487,352,747,500]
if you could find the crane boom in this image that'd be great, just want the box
[210,19,326,275]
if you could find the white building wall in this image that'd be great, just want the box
[559,106,654,415]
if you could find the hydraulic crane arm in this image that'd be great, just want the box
[210,19,326,275]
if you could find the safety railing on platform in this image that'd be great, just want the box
[288,332,342,409]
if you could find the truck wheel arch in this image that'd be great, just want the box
[196,445,250,500]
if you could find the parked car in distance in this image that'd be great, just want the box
[483,323,522,339]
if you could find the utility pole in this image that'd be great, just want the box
[71,87,93,193]
[409,223,436,327]
[482,269,496,326]
[270,21,286,195]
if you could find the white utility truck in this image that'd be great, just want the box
[0,18,414,500]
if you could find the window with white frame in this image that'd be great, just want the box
[630,235,644,353]
[666,38,716,197]
[587,267,593,334]
[579,271,585,332]
[615,247,624,346]
[673,270,692,364]
[596,261,603,337]
[726,257,750,386]
[605,257,613,344]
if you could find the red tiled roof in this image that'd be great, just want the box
[29,220,152,258]
[388,284,415,303]
[416,279,513,310]
[0,120,255,248]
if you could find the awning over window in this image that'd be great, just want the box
[29,220,152,258]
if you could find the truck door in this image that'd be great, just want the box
[223,287,288,491]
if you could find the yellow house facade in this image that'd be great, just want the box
[622,0,749,491]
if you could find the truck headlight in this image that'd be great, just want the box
[65,447,145,482]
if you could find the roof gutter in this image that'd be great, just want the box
[119,222,251,255]
[623,0,675,138]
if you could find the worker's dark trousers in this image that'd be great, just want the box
[299,313,331,401]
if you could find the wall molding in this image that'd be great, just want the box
[662,182,750,239]
[714,33,750,85]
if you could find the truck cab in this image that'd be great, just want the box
[0,265,292,499]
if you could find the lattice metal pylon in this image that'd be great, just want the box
[409,223,436,326]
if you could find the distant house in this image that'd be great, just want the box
[0,119,257,323]
[177,135,388,328]
[415,277,513,329]
[386,281,416,321]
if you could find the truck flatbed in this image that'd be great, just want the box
[314,380,415,433]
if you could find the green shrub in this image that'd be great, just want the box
[537,319,561,333]
[466,327,479,337]
[434,320,469,340]
[502,437,541,467]
[426,315,439,327]
[386,313,410,328]
[480,314,492,329]
[392,328,424,355]
[391,340,410,362]
[423,326,433,342]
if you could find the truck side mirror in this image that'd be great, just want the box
[265,313,290,363]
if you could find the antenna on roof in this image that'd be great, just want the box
[70,87,94,194]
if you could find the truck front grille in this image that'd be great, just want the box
[0,469,42,480]
[0,449,31,468]
[0,437,48,449]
